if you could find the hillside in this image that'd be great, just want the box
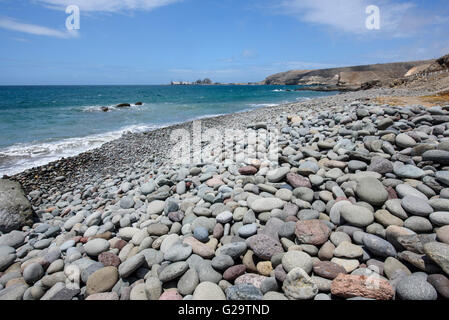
[263,60,435,87]
[384,54,449,93]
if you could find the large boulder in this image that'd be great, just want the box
[116,103,131,108]
[0,179,35,233]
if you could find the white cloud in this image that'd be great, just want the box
[217,50,258,65]
[279,0,416,35]
[12,37,30,43]
[0,16,77,38]
[220,57,237,63]
[242,49,258,58]
[35,0,182,13]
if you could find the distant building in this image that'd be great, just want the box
[171,79,212,85]
[171,81,194,85]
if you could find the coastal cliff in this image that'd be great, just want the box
[263,60,434,87]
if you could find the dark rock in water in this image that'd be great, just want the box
[226,284,263,300]
[135,102,143,106]
[101,107,109,112]
[116,103,131,108]
[0,179,35,233]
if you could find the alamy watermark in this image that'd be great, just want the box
[364,266,382,290]
[61,5,379,33]
[65,264,81,290]
[66,5,80,30]
[169,120,279,166]
[366,5,380,30]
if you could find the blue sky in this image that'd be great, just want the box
[0,0,448,85]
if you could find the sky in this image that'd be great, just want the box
[0,0,448,85]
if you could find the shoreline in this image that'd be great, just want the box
[6,88,432,193]
[0,85,332,179]
[9,86,436,194]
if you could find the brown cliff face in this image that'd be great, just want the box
[424,54,449,72]
[384,54,449,93]
[264,60,434,86]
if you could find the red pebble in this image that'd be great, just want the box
[72,236,82,243]
[98,252,121,267]
[78,237,88,244]
[285,216,298,222]
[386,186,398,200]
[113,239,128,250]
[159,290,183,300]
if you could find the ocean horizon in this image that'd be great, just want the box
[0,85,336,176]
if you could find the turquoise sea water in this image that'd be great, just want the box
[0,85,336,175]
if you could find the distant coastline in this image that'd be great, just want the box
[170,78,262,86]
[170,81,262,86]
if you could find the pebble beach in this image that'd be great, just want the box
[1,87,449,301]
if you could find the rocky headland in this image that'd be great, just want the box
[263,54,449,95]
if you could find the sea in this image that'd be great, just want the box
[0,85,336,176]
